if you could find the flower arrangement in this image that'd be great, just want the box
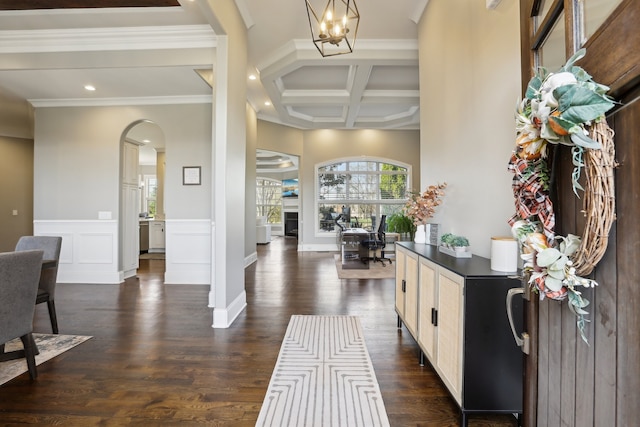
[508,49,616,343]
[404,183,447,226]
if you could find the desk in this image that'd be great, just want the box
[340,228,371,270]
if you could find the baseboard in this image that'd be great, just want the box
[212,291,247,328]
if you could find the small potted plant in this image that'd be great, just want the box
[440,233,454,249]
[439,233,471,257]
[451,235,470,252]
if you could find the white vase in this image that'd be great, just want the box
[414,224,427,243]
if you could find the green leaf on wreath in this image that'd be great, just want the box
[545,276,564,292]
[571,131,602,150]
[558,86,615,123]
[561,48,586,73]
[537,248,561,267]
[526,75,543,100]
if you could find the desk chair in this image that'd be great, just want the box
[15,236,62,334]
[361,215,392,266]
[0,249,44,379]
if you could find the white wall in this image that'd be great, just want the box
[33,103,212,283]
[418,0,521,257]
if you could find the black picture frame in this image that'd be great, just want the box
[183,166,201,185]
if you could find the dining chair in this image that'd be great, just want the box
[0,249,44,380]
[15,236,63,334]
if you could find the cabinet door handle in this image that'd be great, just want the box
[402,279,406,292]
[506,287,529,354]
[432,309,438,327]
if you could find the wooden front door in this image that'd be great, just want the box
[519,1,640,426]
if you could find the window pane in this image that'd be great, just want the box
[583,0,623,42]
[535,0,556,33]
[380,173,407,200]
[256,178,282,224]
[348,161,375,171]
[316,159,409,233]
[319,173,347,200]
[347,174,377,200]
[540,10,565,70]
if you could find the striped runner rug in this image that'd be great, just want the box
[256,315,390,427]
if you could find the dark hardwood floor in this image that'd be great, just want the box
[0,237,517,426]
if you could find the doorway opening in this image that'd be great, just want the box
[119,120,165,280]
[256,149,299,241]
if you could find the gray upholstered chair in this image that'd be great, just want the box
[0,249,44,380]
[15,236,63,334]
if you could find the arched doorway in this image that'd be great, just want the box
[119,120,165,279]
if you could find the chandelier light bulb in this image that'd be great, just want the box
[326,10,332,22]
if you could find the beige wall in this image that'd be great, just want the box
[419,0,521,257]
[0,136,33,251]
[0,95,33,139]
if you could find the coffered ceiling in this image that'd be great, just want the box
[0,0,428,131]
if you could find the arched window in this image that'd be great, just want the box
[256,178,282,224]
[316,158,410,233]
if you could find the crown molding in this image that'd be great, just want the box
[0,24,215,53]
[29,95,212,108]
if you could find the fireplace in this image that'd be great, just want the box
[284,212,298,237]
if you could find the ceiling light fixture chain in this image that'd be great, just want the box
[305,0,360,57]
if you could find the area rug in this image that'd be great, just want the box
[256,315,390,427]
[334,254,395,280]
[1,334,92,385]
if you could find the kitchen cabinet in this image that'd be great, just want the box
[395,241,523,426]
[149,220,165,252]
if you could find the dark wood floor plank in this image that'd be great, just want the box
[0,237,517,426]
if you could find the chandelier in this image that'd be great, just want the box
[305,0,360,57]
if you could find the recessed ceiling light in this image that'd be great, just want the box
[264,101,271,106]
[249,74,257,81]
[84,85,96,91]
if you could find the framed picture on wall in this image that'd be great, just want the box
[282,178,299,197]
[183,166,201,185]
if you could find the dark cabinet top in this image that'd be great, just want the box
[395,241,521,279]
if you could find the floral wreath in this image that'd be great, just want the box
[508,49,616,343]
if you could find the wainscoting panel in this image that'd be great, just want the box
[34,220,120,284]
[164,219,211,285]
